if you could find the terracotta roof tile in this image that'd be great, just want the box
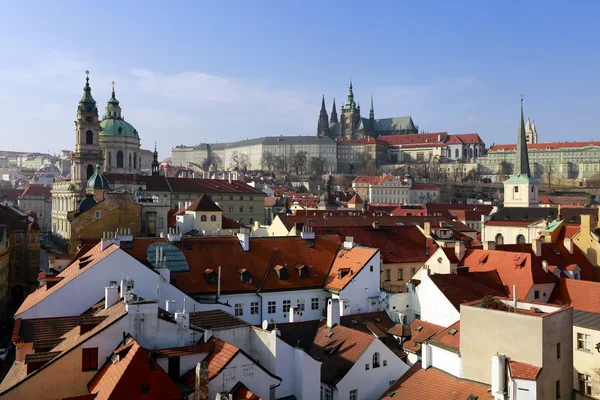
[19,184,52,199]
[154,343,214,358]
[201,337,240,380]
[188,309,248,330]
[548,278,600,312]
[16,243,120,315]
[429,271,508,310]
[402,320,444,353]
[89,338,181,400]
[324,246,378,292]
[508,360,541,380]
[429,321,461,350]
[186,194,222,212]
[12,316,81,344]
[310,321,376,385]
[347,193,363,205]
[380,362,491,399]
[490,141,600,151]
[231,382,261,400]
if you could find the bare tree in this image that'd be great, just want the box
[260,151,275,172]
[499,160,513,182]
[543,161,555,188]
[309,156,326,175]
[291,151,308,175]
[230,151,241,171]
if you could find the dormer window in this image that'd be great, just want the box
[204,268,217,285]
[295,264,309,279]
[337,268,351,279]
[237,268,252,284]
[274,265,288,280]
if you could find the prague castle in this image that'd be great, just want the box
[317,80,418,140]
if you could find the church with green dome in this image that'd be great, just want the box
[99,82,142,175]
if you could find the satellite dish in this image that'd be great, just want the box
[262,320,269,330]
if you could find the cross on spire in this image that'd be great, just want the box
[85,70,90,82]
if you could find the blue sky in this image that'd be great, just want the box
[1,1,599,158]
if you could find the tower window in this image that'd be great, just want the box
[134,152,137,169]
[117,151,124,168]
[86,164,94,180]
[514,186,519,193]
[108,152,112,166]
[129,153,132,168]
[85,130,93,145]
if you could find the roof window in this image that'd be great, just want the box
[203,268,217,285]
[274,265,288,280]
[237,268,252,284]
[295,264,309,279]
[326,332,334,338]
[448,328,458,336]
[415,326,423,332]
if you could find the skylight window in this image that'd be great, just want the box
[415,326,423,332]
[448,328,458,336]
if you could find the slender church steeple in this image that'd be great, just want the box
[317,95,330,137]
[514,97,531,178]
[152,142,160,176]
[330,98,338,124]
[345,80,356,109]
[369,96,375,120]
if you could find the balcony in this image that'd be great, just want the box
[381,281,406,293]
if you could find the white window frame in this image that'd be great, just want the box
[250,301,259,315]
[349,389,358,400]
[311,297,319,310]
[577,332,591,352]
[234,303,243,316]
[297,298,305,311]
[268,301,276,314]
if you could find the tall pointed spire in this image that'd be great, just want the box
[330,98,338,124]
[105,80,122,119]
[514,96,531,177]
[317,95,330,137]
[345,79,355,109]
[79,70,96,108]
[369,96,375,120]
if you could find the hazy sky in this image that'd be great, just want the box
[1,1,599,158]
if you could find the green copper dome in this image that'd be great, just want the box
[99,118,139,138]
[87,164,111,191]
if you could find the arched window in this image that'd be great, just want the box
[200,215,207,222]
[469,148,473,159]
[455,149,459,158]
[86,164,94,180]
[495,233,504,245]
[128,153,132,168]
[447,148,451,158]
[85,130,93,145]
[516,234,526,244]
[108,152,112,166]
[117,151,124,168]
[133,152,137,169]
[210,215,217,221]
[514,186,519,193]
[373,352,380,368]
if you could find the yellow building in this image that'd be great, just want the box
[572,214,600,267]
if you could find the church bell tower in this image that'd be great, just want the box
[71,71,104,186]
[340,80,361,140]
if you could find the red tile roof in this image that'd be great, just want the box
[429,271,508,310]
[314,226,432,263]
[429,321,461,351]
[154,343,215,358]
[490,141,600,151]
[548,278,600,312]
[230,382,261,400]
[508,360,541,380]
[459,241,597,299]
[411,183,440,191]
[186,194,222,212]
[12,316,81,344]
[402,320,444,353]
[200,337,240,380]
[379,362,491,399]
[188,309,249,330]
[379,133,448,146]
[89,338,181,400]
[347,193,363,205]
[19,184,52,199]
[310,320,376,385]
[324,246,378,292]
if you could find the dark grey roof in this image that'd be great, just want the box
[329,122,341,137]
[573,309,600,330]
[560,207,598,225]
[489,207,558,223]
[262,136,336,146]
[373,117,415,132]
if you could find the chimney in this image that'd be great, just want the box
[327,298,340,328]
[100,231,120,251]
[105,284,119,309]
[542,260,549,273]
[120,279,134,299]
[217,266,221,299]
[491,354,507,396]
[343,236,355,250]
[300,226,315,240]
[512,285,517,309]
[483,241,495,251]
[194,362,209,400]
[581,214,592,232]
[372,220,380,229]
[165,300,175,313]
[532,238,542,257]
[563,237,574,255]
[454,241,465,261]
[175,310,189,330]
[236,232,250,251]
[203,327,213,343]
[228,173,233,184]
[423,220,432,237]
[421,342,432,369]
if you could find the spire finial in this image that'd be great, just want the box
[86,70,90,82]
[111,80,115,97]
[154,142,157,152]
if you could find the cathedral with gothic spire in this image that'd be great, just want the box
[317,80,418,140]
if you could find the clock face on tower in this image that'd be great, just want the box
[85,105,93,112]
[85,115,94,123]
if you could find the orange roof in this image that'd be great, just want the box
[324,246,378,292]
[203,337,240,379]
[548,278,600,313]
[89,338,181,400]
[16,243,120,315]
[490,141,600,151]
[380,362,491,399]
[186,194,222,212]
[230,382,261,400]
[347,193,363,205]
[379,132,447,146]
[310,321,376,385]
[429,321,461,351]
[402,320,444,353]
[508,360,541,380]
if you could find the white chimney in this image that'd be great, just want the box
[237,232,250,252]
[203,328,213,343]
[483,241,495,251]
[491,354,507,396]
[454,241,465,261]
[120,279,134,299]
[300,226,315,240]
[563,237,574,255]
[168,227,182,242]
[100,231,120,251]
[105,284,119,309]
[343,236,355,250]
[512,285,517,310]
[165,300,175,313]
[175,311,189,330]
[327,298,340,328]
[421,342,432,369]
[532,238,542,257]
[542,260,549,273]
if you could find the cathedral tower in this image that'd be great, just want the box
[340,80,361,140]
[71,71,104,185]
[503,98,538,207]
[317,95,330,137]
[330,98,338,124]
